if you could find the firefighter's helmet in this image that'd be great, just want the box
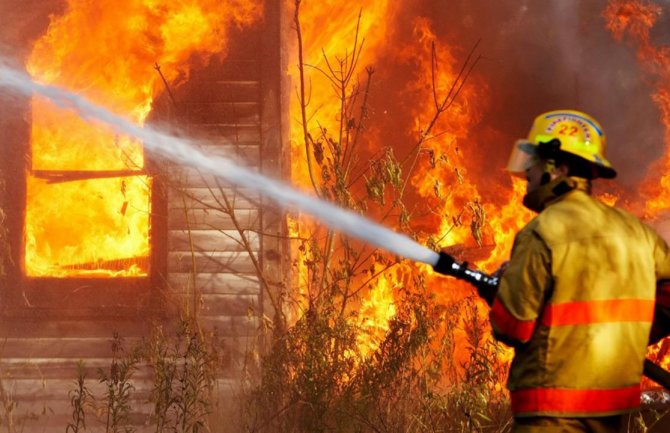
[507,109,617,179]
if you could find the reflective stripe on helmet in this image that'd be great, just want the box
[545,111,604,136]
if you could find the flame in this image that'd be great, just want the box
[356,272,397,357]
[399,17,532,283]
[289,0,395,185]
[288,3,531,363]
[25,0,262,277]
[287,0,398,344]
[394,18,530,368]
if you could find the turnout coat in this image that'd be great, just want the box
[492,186,670,417]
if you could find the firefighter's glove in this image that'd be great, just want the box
[477,261,507,307]
[493,261,509,279]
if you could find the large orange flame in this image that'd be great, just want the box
[398,18,533,276]
[288,2,532,361]
[289,0,394,184]
[287,0,399,349]
[392,18,531,369]
[26,0,262,277]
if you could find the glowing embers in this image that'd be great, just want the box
[25,99,150,278]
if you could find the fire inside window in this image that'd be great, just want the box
[25,97,151,278]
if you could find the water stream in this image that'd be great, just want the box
[0,63,440,267]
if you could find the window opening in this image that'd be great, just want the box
[25,97,151,278]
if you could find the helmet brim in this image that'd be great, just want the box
[594,164,617,179]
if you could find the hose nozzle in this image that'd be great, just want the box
[432,251,499,305]
[433,251,460,276]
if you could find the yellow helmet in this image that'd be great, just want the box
[507,109,617,179]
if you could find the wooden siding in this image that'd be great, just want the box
[166,43,264,323]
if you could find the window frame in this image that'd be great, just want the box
[2,98,167,320]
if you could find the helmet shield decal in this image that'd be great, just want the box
[507,140,539,175]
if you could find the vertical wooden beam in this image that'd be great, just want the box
[259,0,290,340]
[0,88,29,309]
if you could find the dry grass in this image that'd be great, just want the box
[61,319,223,433]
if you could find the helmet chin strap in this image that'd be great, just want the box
[523,140,594,213]
[540,159,556,186]
[523,158,585,213]
[523,175,571,213]
[522,175,592,213]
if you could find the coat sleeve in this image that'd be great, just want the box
[650,281,670,345]
[654,230,670,280]
[650,231,670,344]
[490,228,552,347]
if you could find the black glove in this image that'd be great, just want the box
[433,252,499,306]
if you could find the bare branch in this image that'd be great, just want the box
[344,66,374,178]
[294,0,320,195]
[154,62,178,110]
[431,42,439,111]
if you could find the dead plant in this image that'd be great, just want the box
[66,360,93,433]
[142,318,221,433]
[97,333,139,433]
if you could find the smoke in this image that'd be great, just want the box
[550,0,584,74]
[0,0,65,179]
[439,0,667,195]
[0,0,65,59]
[367,0,668,204]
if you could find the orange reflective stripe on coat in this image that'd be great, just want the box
[511,385,641,414]
[490,298,536,342]
[540,299,654,327]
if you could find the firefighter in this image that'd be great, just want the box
[492,109,670,433]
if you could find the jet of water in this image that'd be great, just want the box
[0,63,440,267]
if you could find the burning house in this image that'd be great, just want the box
[2,0,670,432]
[0,0,285,430]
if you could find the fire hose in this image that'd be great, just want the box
[432,251,670,392]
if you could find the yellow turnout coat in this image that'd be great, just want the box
[492,185,670,417]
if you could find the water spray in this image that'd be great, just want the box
[0,63,496,287]
[4,63,670,392]
[0,64,442,263]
